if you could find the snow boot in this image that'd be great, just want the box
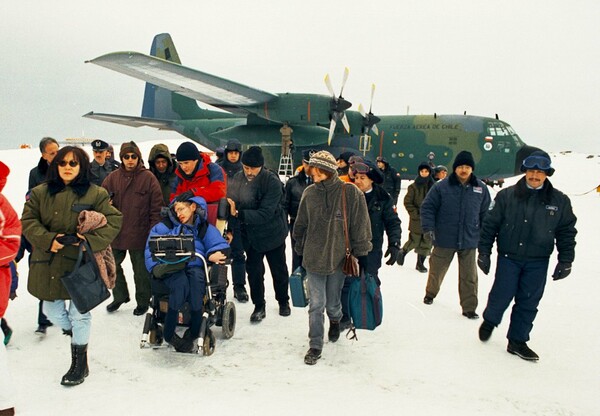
[169,333,194,353]
[328,320,340,343]
[304,348,322,365]
[233,285,249,303]
[416,255,428,273]
[61,344,89,386]
[479,320,495,341]
[250,304,266,323]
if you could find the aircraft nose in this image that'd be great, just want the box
[514,145,543,175]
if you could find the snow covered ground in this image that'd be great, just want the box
[1,142,599,415]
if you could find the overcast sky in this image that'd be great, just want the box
[1,0,599,153]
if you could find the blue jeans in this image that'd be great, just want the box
[307,269,345,350]
[43,300,91,346]
[482,256,549,342]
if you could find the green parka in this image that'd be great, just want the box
[22,183,122,301]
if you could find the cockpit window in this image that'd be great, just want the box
[487,122,510,136]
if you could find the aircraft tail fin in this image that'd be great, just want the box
[142,33,204,120]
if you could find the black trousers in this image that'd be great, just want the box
[245,243,290,307]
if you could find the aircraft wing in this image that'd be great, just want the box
[86,52,278,107]
[83,111,174,130]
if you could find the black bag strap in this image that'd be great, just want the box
[77,240,100,276]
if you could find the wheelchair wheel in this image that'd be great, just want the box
[149,325,163,346]
[202,329,216,356]
[221,301,236,339]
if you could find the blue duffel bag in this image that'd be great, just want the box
[348,272,383,330]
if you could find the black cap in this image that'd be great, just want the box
[92,139,109,151]
[176,142,200,162]
[452,151,475,171]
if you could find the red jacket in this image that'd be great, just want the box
[0,162,21,318]
[171,153,226,204]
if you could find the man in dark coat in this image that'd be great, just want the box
[420,151,491,319]
[148,143,177,206]
[218,139,249,302]
[376,156,402,208]
[89,139,117,186]
[477,150,576,361]
[27,136,59,335]
[284,149,314,272]
[227,146,290,322]
[102,141,163,315]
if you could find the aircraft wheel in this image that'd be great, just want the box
[202,329,216,356]
[221,302,236,339]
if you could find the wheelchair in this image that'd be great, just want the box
[140,199,236,355]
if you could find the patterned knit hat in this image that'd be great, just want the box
[309,151,338,174]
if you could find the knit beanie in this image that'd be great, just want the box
[309,151,338,174]
[176,142,200,162]
[241,146,264,167]
[417,162,432,175]
[452,151,475,171]
[119,141,142,160]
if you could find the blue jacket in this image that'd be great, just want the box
[421,173,491,250]
[479,177,577,262]
[144,196,230,273]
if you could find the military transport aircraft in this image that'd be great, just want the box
[84,33,540,180]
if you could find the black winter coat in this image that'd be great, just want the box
[421,173,491,250]
[366,185,402,252]
[478,177,577,263]
[228,168,288,253]
[284,168,311,222]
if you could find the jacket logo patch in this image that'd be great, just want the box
[546,205,558,215]
[473,186,483,194]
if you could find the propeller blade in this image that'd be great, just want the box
[369,83,376,113]
[324,74,335,97]
[339,67,350,97]
[372,124,379,136]
[358,103,366,118]
[328,119,337,145]
[341,113,350,134]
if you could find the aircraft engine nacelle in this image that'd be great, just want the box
[240,94,333,127]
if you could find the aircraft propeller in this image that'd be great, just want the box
[358,83,380,136]
[324,67,352,145]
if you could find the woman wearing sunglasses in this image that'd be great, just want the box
[21,146,122,386]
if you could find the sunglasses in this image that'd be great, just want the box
[522,155,551,170]
[351,162,371,175]
[122,154,138,160]
[58,160,79,168]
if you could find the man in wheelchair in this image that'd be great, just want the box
[144,195,230,353]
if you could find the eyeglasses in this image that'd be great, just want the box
[122,154,138,160]
[522,155,551,170]
[351,162,371,175]
[58,160,79,168]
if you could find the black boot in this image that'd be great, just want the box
[416,255,428,273]
[61,344,89,386]
[328,320,340,343]
[168,333,194,353]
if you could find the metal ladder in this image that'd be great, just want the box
[278,154,294,177]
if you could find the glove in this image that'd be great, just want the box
[477,253,491,275]
[552,262,572,280]
[357,256,368,275]
[9,291,17,301]
[175,190,195,202]
[152,262,186,279]
[384,243,401,266]
[423,231,434,244]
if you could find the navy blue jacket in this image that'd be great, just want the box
[478,177,577,263]
[421,173,491,250]
[365,184,402,252]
